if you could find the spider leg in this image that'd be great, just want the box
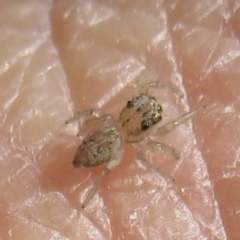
[65,109,113,136]
[81,167,110,209]
[147,81,183,98]
[81,149,123,209]
[147,140,179,160]
[156,105,206,136]
[131,68,182,97]
[136,152,175,182]
[65,109,105,124]
[81,114,112,128]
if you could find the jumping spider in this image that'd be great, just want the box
[66,75,205,209]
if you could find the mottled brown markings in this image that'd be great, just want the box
[66,79,205,209]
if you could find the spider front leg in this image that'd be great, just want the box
[155,105,206,137]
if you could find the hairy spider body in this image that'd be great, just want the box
[66,72,205,209]
[72,94,163,169]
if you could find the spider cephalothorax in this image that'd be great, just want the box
[119,94,162,143]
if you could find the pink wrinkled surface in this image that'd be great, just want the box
[1,0,240,239]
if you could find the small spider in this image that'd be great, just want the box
[66,72,206,209]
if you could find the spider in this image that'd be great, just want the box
[66,72,206,209]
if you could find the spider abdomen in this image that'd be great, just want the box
[73,126,122,168]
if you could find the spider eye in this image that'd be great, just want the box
[127,100,133,108]
[141,121,149,131]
